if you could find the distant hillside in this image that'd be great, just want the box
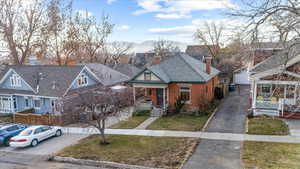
[108,40,189,53]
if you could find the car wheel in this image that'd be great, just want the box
[4,138,10,146]
[55,130,62,137]
[31,139,38,147]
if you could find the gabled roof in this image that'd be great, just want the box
[85,63,130,86]
[0,65,85,97]
[132,53,220,83]
[107,63,141,78]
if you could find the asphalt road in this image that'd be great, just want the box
[184,85,250,169]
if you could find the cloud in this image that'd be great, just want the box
[155,13,191,19]
[118,25,131,30]
[107,0,117,4]
[148,26,197,35]
[76,10,93,18]
[134,0,237,16]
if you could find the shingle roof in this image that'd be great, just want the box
[143,53,220,83]
[107,63,141,78]
[1,65,84,97]
[250,52,288,73]
[85,63,130,86]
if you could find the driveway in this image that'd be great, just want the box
[184,85,250,169]
[0,134,89,155]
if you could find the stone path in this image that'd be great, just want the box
[135,117,159,129]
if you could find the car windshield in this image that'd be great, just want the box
[19,129,33,136]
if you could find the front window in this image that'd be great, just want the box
[179,86,191,103]
[33,98,41,109]
[25,97,31,108]
[261,84,272,95]
[77,74,88,86]
[144,72,151,80]
[287,85,295,98]
[10,74,21,87]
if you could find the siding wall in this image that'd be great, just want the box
[1,71,33,91]
[71,69,98,89]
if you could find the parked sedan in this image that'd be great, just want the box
[9,125,62,148]
[0,124,28,146]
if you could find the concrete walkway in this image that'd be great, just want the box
[61,127,300,143]
[284,119,300,136]
[135,117,159,129]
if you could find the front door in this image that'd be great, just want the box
[156,88,164,107]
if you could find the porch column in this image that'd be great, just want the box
[252,81,257,109]
[133,87,136,105]
[163,88,166,110]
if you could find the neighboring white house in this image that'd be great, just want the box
[233,66,251,85]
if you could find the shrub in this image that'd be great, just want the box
[247,112,254,119]
[214,87,224,100]
[133,110,150,116]
[174,96,185,114]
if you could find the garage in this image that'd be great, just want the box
[233,68,251,85]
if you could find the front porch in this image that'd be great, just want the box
[132,83,169,117]
[252,80,300,117]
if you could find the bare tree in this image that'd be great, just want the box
[41,0,81,65]
[195,21,224,61]
[99,41,133,64]
[63,87,133,144]
[78,13,114,63]
[152,39,181,60]
[0,0,47,65]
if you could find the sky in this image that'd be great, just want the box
[73,0,241,44]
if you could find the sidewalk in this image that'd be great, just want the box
[61,127,300,144]
[135,117,158,129]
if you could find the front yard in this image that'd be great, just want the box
[247,116,289,135]
[110,110,150,129]
[58,135,198,169]
[147,114,210,131]
[243,141,300,169]
[0,114,13,124]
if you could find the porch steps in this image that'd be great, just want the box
[150,107,163,117]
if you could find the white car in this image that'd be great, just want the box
[9,125,62,148]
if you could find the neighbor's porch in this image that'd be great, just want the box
[132,83,169,116]
[252,80,300,116]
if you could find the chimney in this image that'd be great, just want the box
[205,57,212,74]
[153,56,161,65]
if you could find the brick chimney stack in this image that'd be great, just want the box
[153,56,161,65]
[205,57,212,74]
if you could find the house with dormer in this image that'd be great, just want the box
[129,53,220,114]
[0,64,129,114]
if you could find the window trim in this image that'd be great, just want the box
[33,98,41,109]
[10,74,21,87]
[179,86,192,104]
[24,97,31,108]
[144,72,151,81]
[77,74,88,87]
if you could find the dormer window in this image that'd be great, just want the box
[10,74,21,87]
[77,74,88,86]
[144,72,151,81]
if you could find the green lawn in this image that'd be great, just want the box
[243,141,300,169]
[147,114,210,131]
[247,116,289,135]
[58,135,198,169]
[110,116,149,129]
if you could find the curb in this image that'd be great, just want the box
[50,156,163,169]
[201,107,218,132]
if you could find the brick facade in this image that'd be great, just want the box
[146,76,219,112]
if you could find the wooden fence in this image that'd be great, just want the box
[14,113,62,126]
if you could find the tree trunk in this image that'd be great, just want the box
[99,119,109,145]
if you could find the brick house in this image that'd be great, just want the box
[129,53,220,114]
